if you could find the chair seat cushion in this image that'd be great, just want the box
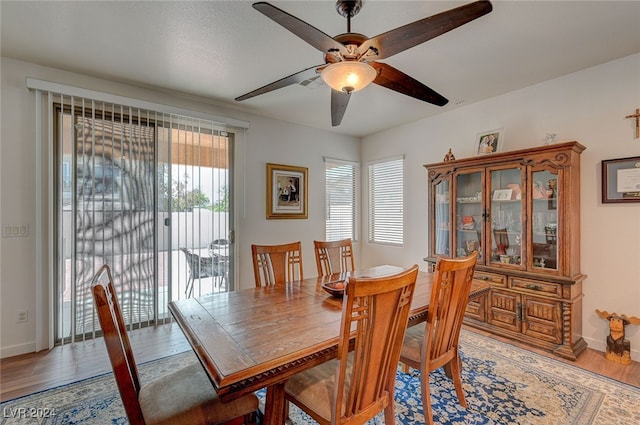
[401,322,426,364]
[139,362,258,425]
[284,356,353,421]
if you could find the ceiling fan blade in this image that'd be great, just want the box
[331,89,351,127]
[253,2,346,54]
[371,62,448,106]
[358,0,493,60]
[235,65,322,101]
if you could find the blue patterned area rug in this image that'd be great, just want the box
[1,330,638,425]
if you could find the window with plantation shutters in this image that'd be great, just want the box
[368,156,404,245]
[324,158,359,241]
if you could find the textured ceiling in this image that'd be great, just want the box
[2,1,639,137]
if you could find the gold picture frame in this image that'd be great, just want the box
[266,163,308,219]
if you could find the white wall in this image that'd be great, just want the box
[0,57,360,357]
[2,53,639,361]
[235,114,360,288]
[361,53,640,358]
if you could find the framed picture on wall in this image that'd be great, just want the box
[601,156,640,203]
[474,128,504,155]
[266,163,308,219]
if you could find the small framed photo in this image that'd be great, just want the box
[492,189,513,201]
[601,156,640,203]
[475,128,503,155]
[266,163,308,219]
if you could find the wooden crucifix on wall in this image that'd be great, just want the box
[626,108,640,138]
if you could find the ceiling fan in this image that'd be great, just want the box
[235,1,493,126]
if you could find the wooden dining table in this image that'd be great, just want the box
[168,265,490,425]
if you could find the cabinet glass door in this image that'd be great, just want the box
[531,169,559,271]
[489,167,523,267]
[455,171,483,261]
[433,179,450,256]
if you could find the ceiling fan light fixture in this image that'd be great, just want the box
[321,61,377,94]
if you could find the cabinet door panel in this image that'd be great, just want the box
[530,168,561,272]
[454,170,484,262]
[432,178,451,257]
[488,290,520,332]
[522,295,562,344]
[489,166,525,268]
[465,294,487,322]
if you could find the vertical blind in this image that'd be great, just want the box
[56,100,158,342]
[31,87,235,345]
[368,156,404,245]
[324,158,359,241]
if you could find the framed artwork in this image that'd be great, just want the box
[475,128,503,155]
[601,156,640,203]
[266,163,308,219]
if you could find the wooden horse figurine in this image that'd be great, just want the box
[595,309,640,365]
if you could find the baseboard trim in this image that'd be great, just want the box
[1,342,36,359]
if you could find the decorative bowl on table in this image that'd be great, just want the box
[321,280,346,297]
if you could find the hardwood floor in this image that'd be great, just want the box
[1,324,638,402]
[0,323,190,401]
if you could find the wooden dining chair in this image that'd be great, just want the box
[251,241,303,287]
[91,264,258,425]
[399,251,478,425]
[313,239,355,276]
[283,264,419,425]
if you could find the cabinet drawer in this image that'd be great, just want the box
[511,277,562,298]
[473,271,507,287]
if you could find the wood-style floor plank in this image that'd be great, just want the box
[0,323,190,401]
[1,324,638,402]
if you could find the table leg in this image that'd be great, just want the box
[263,382,287,425]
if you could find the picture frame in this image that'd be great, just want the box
[474,128,503,155]
[492,188,513,201]
[601,156,640,203]
[266,163,308,219]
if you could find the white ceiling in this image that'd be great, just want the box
[2,1,639,137]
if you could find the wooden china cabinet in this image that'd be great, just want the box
[424,142,587,360]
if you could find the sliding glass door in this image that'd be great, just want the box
[54,100,233,344]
